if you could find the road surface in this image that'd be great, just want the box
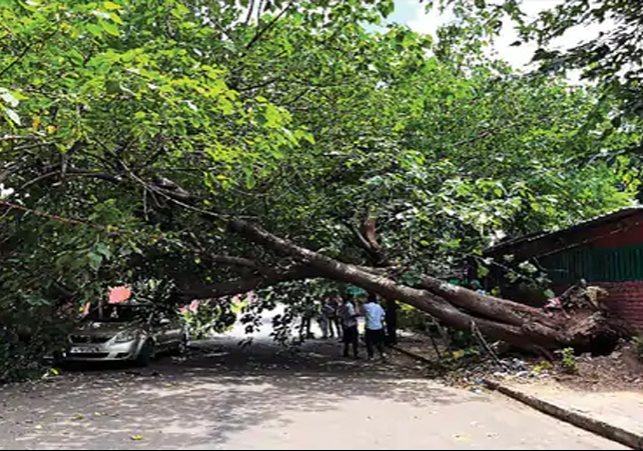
[0,310,626,450]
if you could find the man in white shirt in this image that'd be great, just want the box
[362,293,386,360]
[341,293,359,358]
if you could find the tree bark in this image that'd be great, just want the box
[417,275,565,330]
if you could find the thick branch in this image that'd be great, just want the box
[228,219,565,348]
[418,275,563,328]
[18,170,122,191]
[210,254,258,268]
[361,214,380,250]
[182,264,318,300]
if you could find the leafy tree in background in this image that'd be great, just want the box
[429,0,643,192]
[0,0,638,379]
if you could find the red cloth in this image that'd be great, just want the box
[108,286,131,304]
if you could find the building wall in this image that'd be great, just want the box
[540,223,643,330]
[593,281,643,331]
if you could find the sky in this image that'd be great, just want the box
[389,0,609,71]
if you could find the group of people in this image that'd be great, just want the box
[299,292,396,361]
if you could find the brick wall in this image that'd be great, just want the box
[595,281,643,332]
[552,281,643,332]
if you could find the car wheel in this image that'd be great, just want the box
[135,339,155,367]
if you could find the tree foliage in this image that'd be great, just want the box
[432,0,643,165]
[0,0,639,378]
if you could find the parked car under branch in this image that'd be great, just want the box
[64,302,188,366]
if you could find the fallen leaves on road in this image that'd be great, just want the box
[453,434,470,442]
[71,414,84,421]
[130,435,144,441]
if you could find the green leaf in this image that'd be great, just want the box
[88,252,103,272]
[94,243,112,259]
[100,20,120,36]
[476,264,490,278]
[86,23,103,37]
[103,1,122,10]
[25,295,50,306]
[245,170,256,189]
[109,12,124,25]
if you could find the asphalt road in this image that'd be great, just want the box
[0,311,626,450]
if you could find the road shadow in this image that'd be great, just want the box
[0,337,483,450]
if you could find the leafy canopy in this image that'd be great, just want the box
[0,0,639,372]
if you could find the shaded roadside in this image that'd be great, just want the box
[392,333,642,450]
[0,336,627,450]
[0,338,444,450]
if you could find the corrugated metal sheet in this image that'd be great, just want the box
[483,206,643,257]
[540,244,643,284]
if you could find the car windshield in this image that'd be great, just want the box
[83,305,150,323]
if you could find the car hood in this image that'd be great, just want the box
[71,321,143,335]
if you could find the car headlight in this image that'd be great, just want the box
[113,330,139,343]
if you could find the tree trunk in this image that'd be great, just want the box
[228,219,627,352]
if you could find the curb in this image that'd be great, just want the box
[392,344,641,450]
[484,380,643,450]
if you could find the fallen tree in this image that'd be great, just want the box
[1,0,638,384]
[225,218,628,353]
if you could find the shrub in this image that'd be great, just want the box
[557,347,578,374]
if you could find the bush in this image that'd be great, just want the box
[557,347,578,374]
[0,311,69,383]
[397,304,428,333]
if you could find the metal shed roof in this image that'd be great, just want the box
[483,206,643,258]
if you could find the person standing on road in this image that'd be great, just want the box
[341,293,359,358]
[384,298,399,345]
[298,300,317,340]
[331,297,343,341]
[362,293,386,360]
[320,298,340,339]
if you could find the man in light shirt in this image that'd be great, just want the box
[341,293,359,358]
[362,293,386,360]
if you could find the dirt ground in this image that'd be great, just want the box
[554,344,643,392]
[395,332,643,392]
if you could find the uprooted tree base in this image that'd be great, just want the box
[200,219,629,356]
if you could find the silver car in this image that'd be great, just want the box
[64,302,188,366]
